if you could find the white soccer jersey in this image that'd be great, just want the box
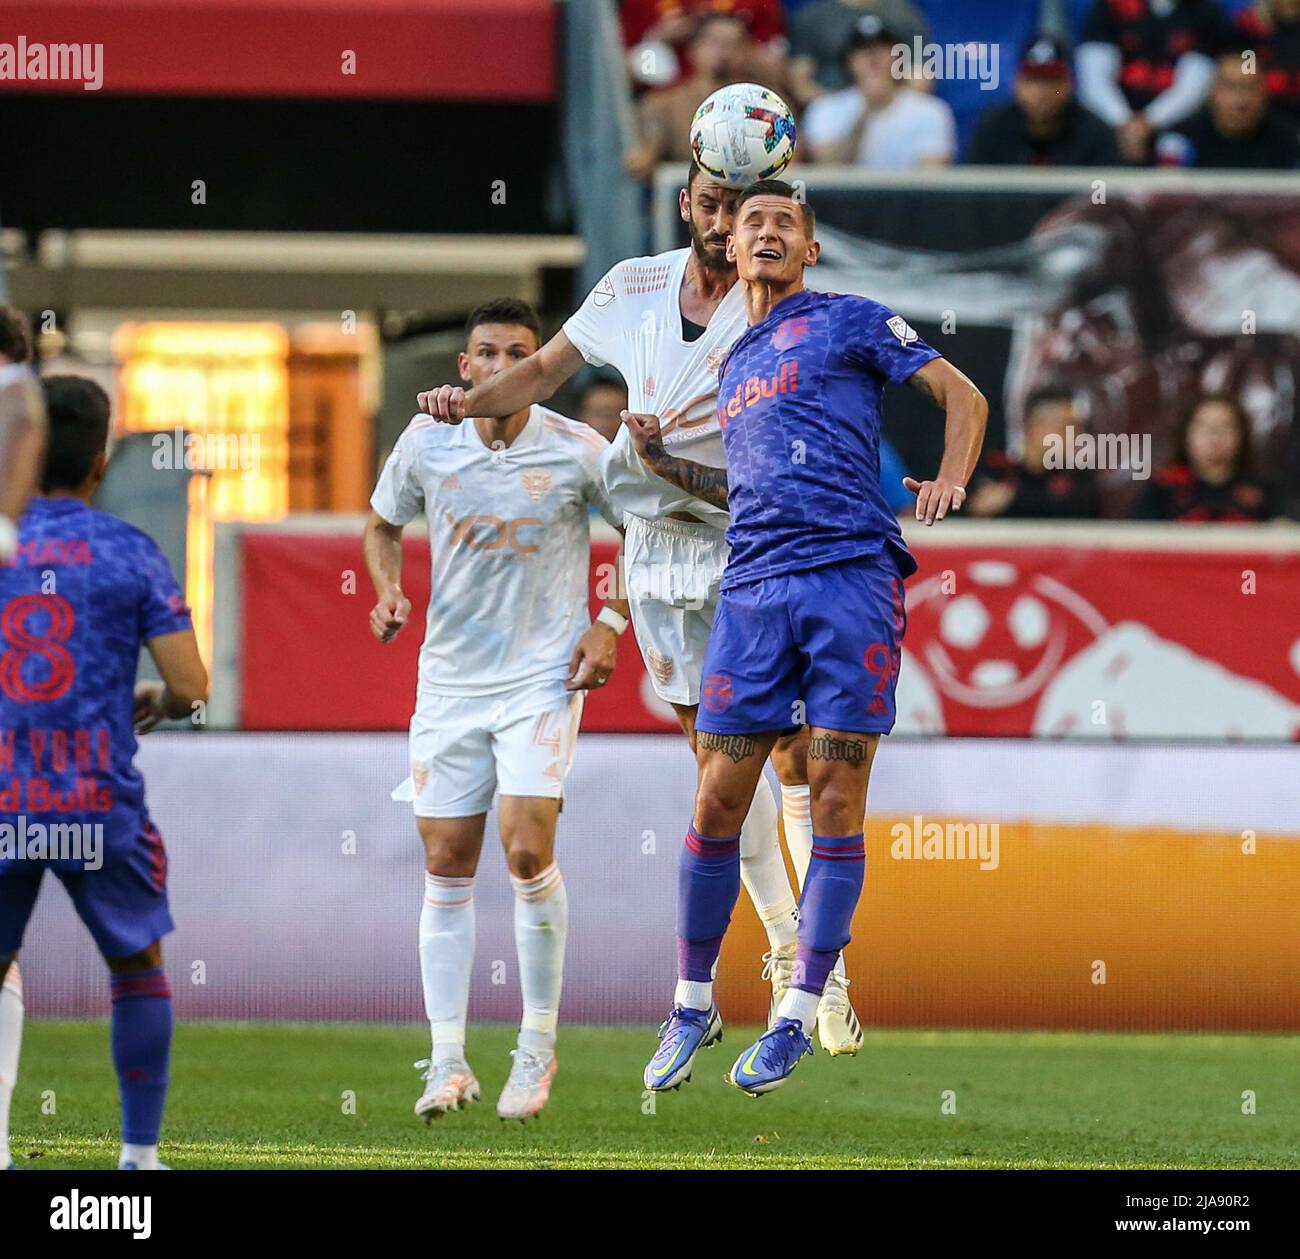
[563,247,748,528]
[371,405,618,699]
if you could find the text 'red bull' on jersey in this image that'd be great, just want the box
[714,290,940,591]
[0,498,192,860]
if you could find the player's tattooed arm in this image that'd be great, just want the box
[697,731,758,764]
[902,357,988,526]
[622,411,729,508]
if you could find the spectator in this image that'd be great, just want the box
[625,13,788,178]
[622,1,788,91]
[787,0,929,104]
[1131,394,1274,522]
[575,375,629,443]
[802,15,956,167]
[1229,0,1300,127]
[967,388,1102,519]
[969,35,1121,165]
[1156,48,1300,166]
[1076,0,1220,163]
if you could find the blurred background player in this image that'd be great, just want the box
[0,376,208,1170]
[366,299,628,1123]
[626,180,986,1095]
[416,166,867,1057]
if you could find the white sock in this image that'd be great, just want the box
[781,784,847,985]
[739,776,798,950]
[511,862,567,1056]
[674,979,713,1011]
[776,986,820,1036]
[119,1142,160,1170]
[0,965,23,1168]
[420,872,476,1061]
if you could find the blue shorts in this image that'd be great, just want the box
[0,820,174,959]
[696,554,907,736]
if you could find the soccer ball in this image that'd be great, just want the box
[689,82,797,188]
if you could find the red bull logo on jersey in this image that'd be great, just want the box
[701,672,733,713]
[719,360,798,427]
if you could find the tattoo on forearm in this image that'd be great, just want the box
[808,734,869,764]
[642,433,729,508]
[698,731,756,764]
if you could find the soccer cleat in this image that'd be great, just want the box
[413,1057,481,1122]
[118,1161,170,1170]
[496,1048,557,1122]
[643,1004,723,1091]
[726,1017,813,1096]
[760,942,797,1029]
[817,971,864,1056]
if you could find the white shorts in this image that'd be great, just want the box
[392,682,584,818]
[623,513,727,707]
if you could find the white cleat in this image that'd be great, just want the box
[817,970,864,1056]
[761,943,797,1029]
[414,1057,481,1122]
[496,1048,557,1122]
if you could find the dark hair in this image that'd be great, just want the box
[735,178,815,236]
[1023,385,1076,420]
[1176,392,1253,480]
[41,375,111,492]
[464,297,541,348]
[0,306,33,365]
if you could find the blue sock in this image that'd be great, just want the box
[110,968,173,1146]
[794,833,865,995]
[676,826,741,982]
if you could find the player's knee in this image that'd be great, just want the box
[770,730,809,785]
[424,845,475,879]
[694,781,750,837]
[107,940,163,974]
[505,843,549,881]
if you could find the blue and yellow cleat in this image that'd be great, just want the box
[643,1005,723,1091]
[726,1017,813,1096]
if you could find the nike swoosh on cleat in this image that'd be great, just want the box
[652,1040,687,1078]
[740,1043,765,1077]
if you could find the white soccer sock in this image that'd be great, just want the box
[0,964,23,1168]
[511,862,567,1056]
[781,784,848,984]
[776,986,820,1036]
[674,979,714,1011]
[420,872,476,1061]
[739,775,799,950]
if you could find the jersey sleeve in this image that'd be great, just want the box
[839,298,941,386]
[136,535,193,641]
[370,426,426,526]
[577,439,621,528]
[561,267,618,368]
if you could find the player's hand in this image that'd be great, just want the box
[622,410,664,461]
[370,589,412,643]
[416,385,467,425]
[566,623,617,691]
[903,475,967,526]
[133,680,168,735]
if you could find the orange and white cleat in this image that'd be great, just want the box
[496,1048,557,1122]
[413,1057,481,1122]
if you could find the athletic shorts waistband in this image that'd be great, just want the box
[625,512,728,543]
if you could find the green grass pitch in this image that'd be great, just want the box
[9,1021,1298,1170]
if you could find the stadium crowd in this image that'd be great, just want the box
[622,0,1300,171]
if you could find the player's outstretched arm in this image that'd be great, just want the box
[902,358,988,526]
[622,410,729,509]
[363,510,412,643]
[136,630,210,733]
[416,330,587,425]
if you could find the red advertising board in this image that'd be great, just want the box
[236,526,1300,738]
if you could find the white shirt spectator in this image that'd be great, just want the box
[803,85,956,168]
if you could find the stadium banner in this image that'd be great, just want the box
[19,735,1299,1031]
[653,167,1300,520]
[225,520,1300,739]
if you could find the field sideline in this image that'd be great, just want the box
[9,1022,1298,1170]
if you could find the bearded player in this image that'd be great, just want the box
[417,166,865,1057]
[367,299,628,1122]
[625,180,986,1094]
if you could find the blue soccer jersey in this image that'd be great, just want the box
[0,498,191,857]
[716,290,939,590]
